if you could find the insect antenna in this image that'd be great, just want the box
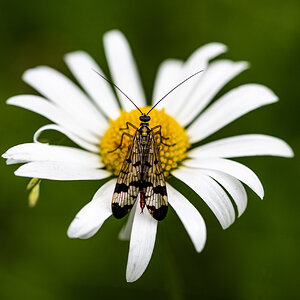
[92,68,143,115]
[147,70,203,115]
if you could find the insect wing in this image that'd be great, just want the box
[112,132,142,219]
[143,133,168,221]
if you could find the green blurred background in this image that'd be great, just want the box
[0,0,299,299]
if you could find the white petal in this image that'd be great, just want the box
[3,143,102,167]
[183,158,264,199]
[103,30,146,111]
[67,179,116,239]
[188,134,294,158]
[15,161,110,180]
[23,66,108,136]
[167,184,206,252]
[172,167,235,229]
[176,60,249,126]
[126,202,158,282]
[200,170,247,217]
[33,124,100,153]
[7,95,99,145]
[64,51,120,120]
[187,84,278,143]
[6,158,23,165]
[163,43,227,117]
[118,202,137,241]
[152,59,183,105]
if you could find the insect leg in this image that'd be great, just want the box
[152,125,169,140]
[152,125,175,147]
[151,125,162,133]
[120,122,138,131]
[161,140,176,147]
[108,132,133,153]
[152,125,168,140]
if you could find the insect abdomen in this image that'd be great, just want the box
[140,191,146,212]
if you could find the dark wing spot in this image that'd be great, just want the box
[114,181,140,193]
[144,161,151,167]
[147,205,168,221]
[153,185,167,196]
[133,161,141,167]
[142,181,153,189]
[112,203,133,219]
[129,181,140,188]
[114,183,129,193]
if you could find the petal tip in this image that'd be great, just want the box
[284,145,295,158]
[263,86,279,103]
[22,68,32,81]
[201,42,228,58]
[67,228,78,239]
[14,168,22,176]
[220,43,228,53]
[103,29,124,42]
[22,66,49,83]
[212,42,228,52]
[242,84,279,103]
[195,235,207,253]
[256,184,264,199]
[67,231,76,239]
[64,50,88,63]
[237,208,246,218]
[14,170,26,178]
[67,218,79,238]
[6,95,20,105]
[239,61,250,70]
[125,273,139,283]
[22,67,37,81]
[221,222,232,230]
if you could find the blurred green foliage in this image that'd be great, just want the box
[0,0,299,299]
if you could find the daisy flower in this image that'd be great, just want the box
[2,30,293,282]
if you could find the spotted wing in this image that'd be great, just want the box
[112,132,142,219]
[143,133,168,221]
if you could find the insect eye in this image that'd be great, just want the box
[139,115,150,122]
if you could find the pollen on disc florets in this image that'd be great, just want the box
[100,107,190,178]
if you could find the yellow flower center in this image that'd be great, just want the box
[100,107,190,178]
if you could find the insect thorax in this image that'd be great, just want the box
[138,123,151,139]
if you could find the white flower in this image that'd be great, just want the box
[2,30,293,282]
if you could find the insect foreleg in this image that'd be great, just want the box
[120,122,138,131]
[160,136,170,141]
[152,125,166,140]
[161,140,175,147]
[152,125,169,140]
[108,132,133,153]
[152,125,176,147]
[159,136,175,147]
[151,125,162,133]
